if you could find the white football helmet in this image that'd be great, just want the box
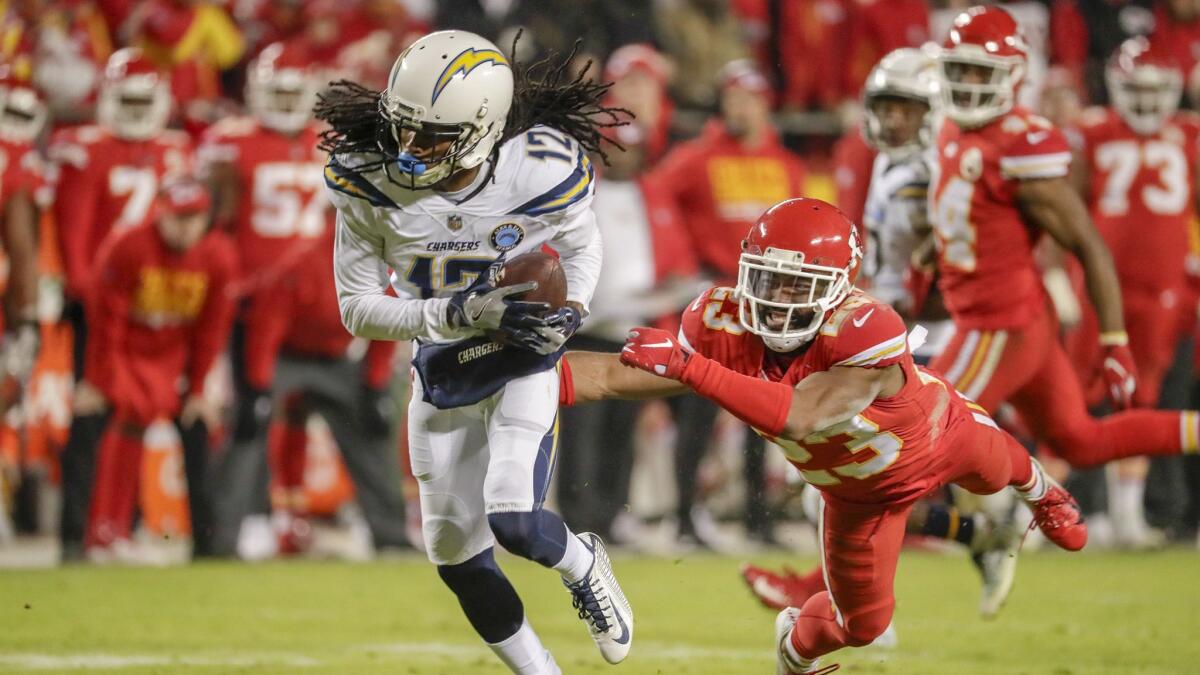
[97,48,172,141]
[246,42,319,135]
[0,64,46,143]
[378,30,513,189]
[863,47,939,159]
[1106,37,1183,136]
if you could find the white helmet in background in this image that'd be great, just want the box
[862,47,940,159]
[379,30,513,189]
[0,64,46,143]
[246,42,319,135]
[97,48,172,141]
[1106,37,1183,136]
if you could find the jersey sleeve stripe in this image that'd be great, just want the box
[324,161,397,209]
[999,152,1071,178]
[509,151,594,216]
[833,333,907,367]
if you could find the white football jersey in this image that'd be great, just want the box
[326,125,602,344]
[861,150,933,309]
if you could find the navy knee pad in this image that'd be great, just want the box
[437,548,524,643]
[487,509,569,568]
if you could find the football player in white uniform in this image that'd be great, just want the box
[741,47,1025,621]
[316,31,632,674]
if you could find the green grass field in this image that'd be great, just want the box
[0,550,1197,674]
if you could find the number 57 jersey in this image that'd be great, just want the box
[931,108,1072,331]
[680,286,982,505]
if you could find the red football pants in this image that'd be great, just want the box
[791,415,1034,658]
[929,307,1200,468]
[85,425,144,549]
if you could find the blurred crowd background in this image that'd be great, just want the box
[1,0,1199,565]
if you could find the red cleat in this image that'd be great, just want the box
[1029,484,1088,551]
[741,564,826,610]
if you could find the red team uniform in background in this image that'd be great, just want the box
[197,116,328,390]
[48,125,191,302]
[673,285,1046,658]
[1073,106,1199,407]
[929,106,1200,465]
[84,222,236,548]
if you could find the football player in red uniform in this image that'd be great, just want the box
[81,178,236,561]
[197,41,326,446]
[928,7,1200,466]
[1070,37,1198,546]
[52,46,190,561]
[558,198,1086,674]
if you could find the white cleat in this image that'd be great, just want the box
[972,519,1022,619]
[563,532,633,664]
[775,607,839,674]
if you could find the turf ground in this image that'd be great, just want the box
[0,550,1196,674]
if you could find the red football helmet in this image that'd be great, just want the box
[98,48,172,140]
[1107,37,1183,136]
[937,6,1028,127]
[0,63,45,142]
[737,198,864,352]
[246,42,319,135]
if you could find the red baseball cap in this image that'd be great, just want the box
[158,177,211,216]
[718,59,771,94]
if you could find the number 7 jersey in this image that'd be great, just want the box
[680,286,981,505]
[931,107,1072,330]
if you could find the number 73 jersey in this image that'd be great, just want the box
[680,286,971,504]
[1076,107,1198,294]
[931,108,1072,330]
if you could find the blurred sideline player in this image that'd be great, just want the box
[195,42,330,555]
[929,7,1200,469]
[81,178,236,562]
[51,47,190,561]
[317,31,632,674]
[741,47,1024,623]
[237,231,409,555]
[0,64,45,528]
[558,197,1086,675]
[1070,37,1198,546]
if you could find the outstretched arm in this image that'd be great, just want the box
[618,327,902,442]
[561,350,689,404]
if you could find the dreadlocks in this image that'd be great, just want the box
[313,32,630,177]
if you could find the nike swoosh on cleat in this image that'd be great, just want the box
[751,577,791,607]
[611,605,631,645]
[852,308,875,328]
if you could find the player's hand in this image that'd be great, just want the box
[1100,332,1138,410]
[509,306,582,355]
[73,381,108,415]
[620,327,692,380]
[0,323,38,383]
[180,394,220,429]
[447,255,550,333]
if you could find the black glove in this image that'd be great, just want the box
[508,306,582,355]
[446,255,551,335]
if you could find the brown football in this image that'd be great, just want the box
[496,250,568,311]
[486,250,567,345]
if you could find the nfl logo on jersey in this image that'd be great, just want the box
[448,215,464,231]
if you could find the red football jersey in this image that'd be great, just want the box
[0,138,43,208]
[48,125,192,301]
[679,286,973,504]
[197,117,328,279]
[1076,107,1198,294]
[932,108,1071,330]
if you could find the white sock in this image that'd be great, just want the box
[1015,460,1049,503]
[553,530,594,584]
[488,617,555,675]
[783,630,817,672]
[1110,475,1147,538]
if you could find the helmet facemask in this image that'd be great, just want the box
[938,53,1023,128]
[737,246,853,352]
[1108,65,1181,136]
[377,93,498,190]
[98,75,171,140]
[864,93,934,160]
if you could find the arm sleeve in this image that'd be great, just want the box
[187,241,238,395]
[549,206,603,311]
[331,203,473,342]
